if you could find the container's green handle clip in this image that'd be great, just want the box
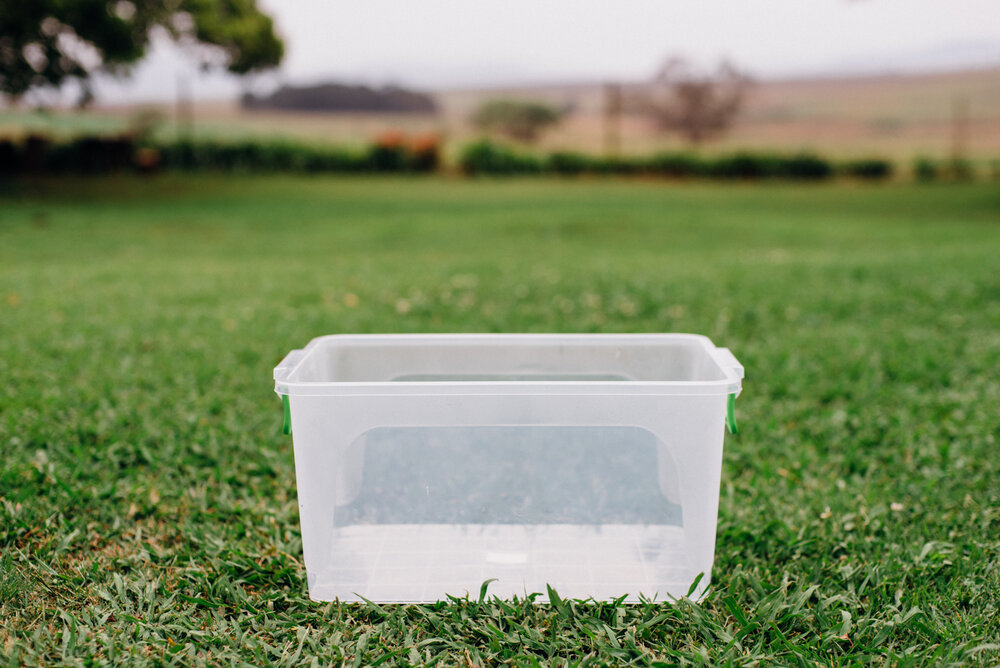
[281,395,292,435]
[726,393,739,435]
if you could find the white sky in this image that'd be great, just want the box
[92,0,1000,103]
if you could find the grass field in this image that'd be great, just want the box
[1,175,999,665]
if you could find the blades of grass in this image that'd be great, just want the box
[686,572,705,598]
[478,578,497,604]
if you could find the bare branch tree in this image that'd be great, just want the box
[635,57,751,145]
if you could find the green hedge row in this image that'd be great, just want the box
[912,156,983,182]
[157,140,370,172]
[4,134,964,183]
[0,136,135,173]
[0,135,439,174]
[460,140,894,181]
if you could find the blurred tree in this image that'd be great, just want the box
[637,57,751,145]
[0,0,283,103]
[471,100,562,144]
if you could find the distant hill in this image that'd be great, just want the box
[241,83,438,113]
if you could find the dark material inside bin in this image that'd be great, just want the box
[335,426,683,527]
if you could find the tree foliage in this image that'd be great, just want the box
[242,82,438,113]
[0,0,283,101]
[471,100,562,144]
[636,57,751,145]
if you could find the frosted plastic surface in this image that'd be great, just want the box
[275,334,742,603]
[290,335,728,384]
[313,426,689,601]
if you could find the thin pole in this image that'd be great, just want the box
[603,82,622,158]
[950,94,969,164]
[177,74,194,141]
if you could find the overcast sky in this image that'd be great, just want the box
[93,0,1000,103]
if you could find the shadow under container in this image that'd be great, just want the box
[273,333,743,603]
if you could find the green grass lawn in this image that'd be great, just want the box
[1,175,998,665]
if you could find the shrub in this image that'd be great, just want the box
[367,144,406,171]
[154,139,369,173]
[779,154,833,180]
[368,131,407,172]
[23,135,134,173]
[22,135,50,172]
[459,140,542,175]
[913,157,939,182]
[0,139,16,173]
[589,157,643,175]
[945,158,974,181]
[646,152,704,178]
[408,134,440,173]
[547,152,591,175]
[135,147,161,173]
[305,148,369,172]
[707,152,782,179]
[841,158,893,180]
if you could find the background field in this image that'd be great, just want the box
[3,66,1000,162]
[1,176,999,664]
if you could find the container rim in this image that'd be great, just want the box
[274,333,743,396]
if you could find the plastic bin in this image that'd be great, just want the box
[274,334,743,603]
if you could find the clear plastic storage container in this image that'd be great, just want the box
[274,334,743,603]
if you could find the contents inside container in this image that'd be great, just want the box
[316,425,691,601]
